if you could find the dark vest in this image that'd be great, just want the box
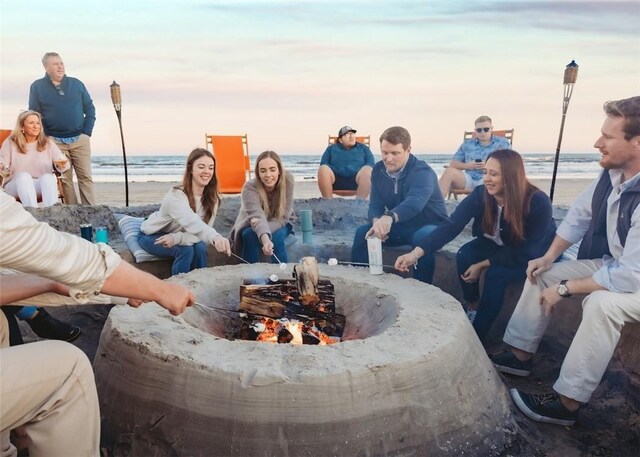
[577,171,640,260]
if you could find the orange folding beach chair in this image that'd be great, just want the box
[204,134,252,194]
[447,129,514,200]
[0,128,65,203]
[326,134,371,197]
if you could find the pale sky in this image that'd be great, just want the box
[1,0,639,156]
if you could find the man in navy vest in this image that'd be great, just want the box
[491,96,640,426]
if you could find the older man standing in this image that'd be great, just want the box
[491,96,640,426]
[29,52,96,205]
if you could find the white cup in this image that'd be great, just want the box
[366,237,383,275]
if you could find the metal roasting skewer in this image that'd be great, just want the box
[230,252,250,264]
[230,253,396,271]
[335,260,398,269]
[192,302,314,321]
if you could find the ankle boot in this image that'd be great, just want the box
[27,308,81,342]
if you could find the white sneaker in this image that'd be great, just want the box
[466,310,477,323]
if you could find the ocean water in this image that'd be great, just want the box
[91,153,601,183]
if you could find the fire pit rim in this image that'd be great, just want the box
[106,265,467,379]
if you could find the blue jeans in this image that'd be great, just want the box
[138,233,208,276]
[241,223,293,263]
[455,237,526,342]
[351,222,438,283]
[15,306,38,320]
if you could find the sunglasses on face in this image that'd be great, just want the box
[475,127,491,133]
[55,85,64,96]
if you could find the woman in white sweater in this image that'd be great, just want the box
[140,148,230,275]
[230,150,294,263]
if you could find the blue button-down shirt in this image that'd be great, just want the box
[452,136,511,181]
[557,169,640,293]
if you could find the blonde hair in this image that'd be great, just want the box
[11,110,49,154]
[254,150,287,220]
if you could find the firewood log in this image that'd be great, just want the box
[294,256,319,305]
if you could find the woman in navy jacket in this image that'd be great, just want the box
[395,149,556,341]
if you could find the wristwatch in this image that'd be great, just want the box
[384,209,398,223]
[557,280,572,298]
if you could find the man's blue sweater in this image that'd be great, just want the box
[369,154,448,230]
[29,74,96,138]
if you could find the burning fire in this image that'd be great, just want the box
[251,317,338,345]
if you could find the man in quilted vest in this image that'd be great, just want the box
[490,96,640,426]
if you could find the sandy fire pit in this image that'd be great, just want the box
[94,264,515,456]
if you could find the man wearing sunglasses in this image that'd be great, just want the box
[438,115,510,198]
[29,52,96,206]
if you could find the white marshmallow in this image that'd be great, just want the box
[279,263,287,270]
[269,274,279,282]
[328,258,338,266]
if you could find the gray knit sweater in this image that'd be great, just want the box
[229,171,294,254]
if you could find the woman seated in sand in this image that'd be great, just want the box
[395,149,557,342]
[0,110,69,207]
[230,150,295,263]
[139,148,230,275]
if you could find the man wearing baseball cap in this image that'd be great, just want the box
[318,125,375,199]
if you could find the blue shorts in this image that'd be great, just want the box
[333,174,358,191]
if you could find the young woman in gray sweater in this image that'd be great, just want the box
[230,150,294,263]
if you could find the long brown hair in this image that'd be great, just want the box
[254,150,287,220]
[11,110,49,154]
[176,148,220,222]
[482,149,539,242]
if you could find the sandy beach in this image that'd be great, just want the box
[94,178,592,208]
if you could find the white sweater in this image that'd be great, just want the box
[140,188,220,246]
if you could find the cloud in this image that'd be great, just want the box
[361,0,639,36]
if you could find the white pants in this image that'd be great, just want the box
[4,172,58,207]
[503,259,640,403]
[0,312,100,457]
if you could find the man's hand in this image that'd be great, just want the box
[365,215,393,240]
[469,160,484,170]
[540,284,563,316]
[526,256,554,283]
[155,283,195,316]
[155,234,176,249]
[213,235,231,255]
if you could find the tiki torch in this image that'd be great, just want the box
[549,60,579,203]
[110,81,129,206]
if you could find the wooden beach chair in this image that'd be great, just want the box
[0,128,65,204]
[326,134,371,197]
[447,128,514,200]
[204,134,251,194]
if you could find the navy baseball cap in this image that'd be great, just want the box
[338,126,357,138]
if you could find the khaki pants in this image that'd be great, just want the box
[56,134,95,205]
[504,259,640,403]
[0,312,100,457]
